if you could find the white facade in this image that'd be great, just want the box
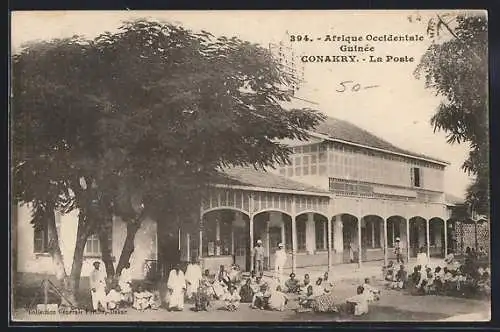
[15,203,157,280]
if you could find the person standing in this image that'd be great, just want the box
[253,239,265,275]
[90,261,107,312]
[185,259,202,300]
[394,237,404,264]
[274,243,287,283]
[166,264,186,311]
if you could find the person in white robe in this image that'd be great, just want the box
[274,243,287,284]
[185,259,203,300]
[346,286,369,316]
[416,247,429,268]
[132,285,150,311]
[118,262,133,303]
[106,285,122,311]
[167,265,186,311]
[267,285,288,311]
[90,261,107,311]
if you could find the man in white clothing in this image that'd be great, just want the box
[185,259,203,300]
[90,261,107,311]
[274,243,287,284]
[167,264,186,311]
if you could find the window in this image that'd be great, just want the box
[315,219,326,250]
[33,224,49,254]
[85,232,113,257]
[85,234,101,256]
[296,217,307,252]
[411,167,421,187]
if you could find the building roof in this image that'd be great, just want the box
[445,193,465,206]
[313,117,449,165]
[216,167,330,195]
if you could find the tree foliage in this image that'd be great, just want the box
[12,19,324,294]
[414,13,489,215]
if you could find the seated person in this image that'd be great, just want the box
[297,283,314,312]
[433,266,444,293]
[312,278,326,297]
[299,274,311,294]
[249,270,257,282]
[195,273,212,312]
[284,273,300,294]
[362,278,380,302]
[425,268,436,294]
[132,285,150,311]
[105,284,122,311]
[267,285,288,311]
[250,275,266,294]
[228,265,242,285]
[322,272,334,293]
[239,278,254,303]
[414,266,428,295]
[477,271,491,295]
[218,265,231,288]
[223,285,241,311]
[393,265,407,289]
[383,261,395,282]
[251,284,271,310]
[149,289,161,310]
[346,286,369,316]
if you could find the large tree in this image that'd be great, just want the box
[414,13,488,215]
[12,19,324,304]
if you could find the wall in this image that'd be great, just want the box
[278,141,446,195]
[15,204,157,281]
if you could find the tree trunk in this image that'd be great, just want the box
[69,213,91,304]
[99,224,115,281]
[46,209,75,306]
[115,221,142,277]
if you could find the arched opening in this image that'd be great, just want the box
[446,219,457,255]
[429,217,445,258]
[252,210,292,272]
[334,213,359,264]
[200,209,250,272]
[386,216,407,262]
[361,215,384,262]
[409,216,427,257]
[292,212,330,268]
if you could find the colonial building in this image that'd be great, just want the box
[14,116,460,281]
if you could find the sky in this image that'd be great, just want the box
[11,10,486,198]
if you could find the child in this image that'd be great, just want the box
[149,289,161,310]
[297,282,314,312]
[224,285,241,311]
[239,278,255,303]
[393,265,407,289]
[346,286,369,316]
[299,274,311,294]
[383,260,395,283]
[362,278,380,302]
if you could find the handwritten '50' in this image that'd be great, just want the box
[336,81,380,93]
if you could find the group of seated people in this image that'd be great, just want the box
[382,248,491,298]
[285,271,379,316]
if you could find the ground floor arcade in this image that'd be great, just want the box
[170,186,450,273]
